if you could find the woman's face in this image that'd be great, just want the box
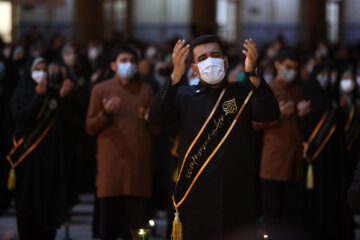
[32,61,48,84]
[316,69,330,89]
[340,72,355,94]
[34,62,47,71]
[62,47,77,66]
[341,72,354,81]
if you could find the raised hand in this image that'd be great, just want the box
[242,38,261,87]
[171,39,189,85]
[242,38,258,73]
[103,96,121,114]
[59,79,74,98]
[297,100,311,118]
[279,100,295,117]
[35,79,48,95]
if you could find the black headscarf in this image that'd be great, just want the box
[11,56,47,137]
[303,63,332,116]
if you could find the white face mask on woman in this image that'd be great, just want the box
[317,74,329,89]
[340,78,355,93]
[32,70,47,84]
[196,57,226,85]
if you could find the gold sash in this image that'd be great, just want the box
[172,88,253,209]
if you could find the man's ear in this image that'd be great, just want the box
[191,63,199,77]
[110,62,117,72]
[224,56,229,70]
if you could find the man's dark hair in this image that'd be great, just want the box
[110,46,139,62]
[190,35,224,62]
[275,47,299,63]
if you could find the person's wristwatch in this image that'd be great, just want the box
[246,66,263,77]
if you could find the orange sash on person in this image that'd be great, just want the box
[171,86,253,240]
[344,99,360,150]
[6,96,58,190]
[303,101,338,190]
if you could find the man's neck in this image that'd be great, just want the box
[274,75,289,86]
[115,75,130,86]
[199,79,225,89]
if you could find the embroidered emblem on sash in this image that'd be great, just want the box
[222,98,237,115]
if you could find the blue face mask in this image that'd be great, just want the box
[117,62,137,79]
[237,72,246,82]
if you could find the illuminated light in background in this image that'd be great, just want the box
[138,229,145,235]
[149,219,155,227]
[263,234,269,239]
[0,2,11,43]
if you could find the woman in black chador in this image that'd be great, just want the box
[301,64,354,240]
[9,56,73,239]
[59,43,96,204]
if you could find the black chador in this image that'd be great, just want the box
[301,64,354,240]
[8,57,70,239]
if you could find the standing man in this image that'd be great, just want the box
[257,48,311,235]
[86,47,154,240]
[149,35,280,240]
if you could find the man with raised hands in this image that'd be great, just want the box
[149,35,280,240]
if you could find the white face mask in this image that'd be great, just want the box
[340,78,355,93]
[281,66,297,82]
[145,47,157,59]
[32,70,47,84]
[196,57,225,85]
[317,74,329,88]
[88,48,100,61]
[117,62,137,79]
[307,64,314,74]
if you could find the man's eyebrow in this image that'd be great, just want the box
[196,51,222,61]
[197,53,207,60]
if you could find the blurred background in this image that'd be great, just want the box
[1,0,360,240]
[0,0,357,47]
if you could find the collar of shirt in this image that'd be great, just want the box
[194,80,228,95]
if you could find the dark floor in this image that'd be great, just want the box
[1,194,360,240]
[0,194,168,240]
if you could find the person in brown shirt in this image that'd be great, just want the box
[86,46,154,240]
[257,48,311,234]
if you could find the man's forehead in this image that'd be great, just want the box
[117,52,135,60]
[193,42,222,57]
[283,59,299,66]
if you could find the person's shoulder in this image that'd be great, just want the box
[178,84,198,96]
[268,80,281,89]
[289,82,303,91]
[267,80,284,93]
[93,78,116,91]
[230,81,253,93]
[137,79,153,92]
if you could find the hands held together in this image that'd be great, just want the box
[279,100,311,118]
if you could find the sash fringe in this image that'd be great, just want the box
[171,209,183,240]
[306,163,314,190]
[7,168,15,190]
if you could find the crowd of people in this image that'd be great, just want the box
[0,28,360,240]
